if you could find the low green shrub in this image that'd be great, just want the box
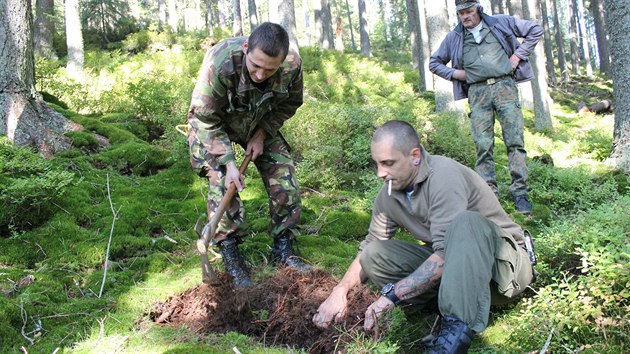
[0,142,77,235]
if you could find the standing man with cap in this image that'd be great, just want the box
[429,0,543,214]
[187,22,310,288]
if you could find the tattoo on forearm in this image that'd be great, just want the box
[396,258,444,300]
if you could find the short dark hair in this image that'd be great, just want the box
[247,22,290,61]
[372,120,420,154]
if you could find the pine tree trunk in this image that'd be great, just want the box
[1,0,75,157]
[417,0,432,91]
[358,0,371,56]
[577,0,593,76]
[491,0,504,14]
[539,0,556,84]
[232,0,243,36]
[604,0,630,171]
[591,0,610,74]
[522,0,553,131]
[34,0,56,59]
[167,0,178,32]
[568,0,581,75]
[344,0,356,51]
[551,0,569,81]
[405,0,425,91]
[334,17,344,52]
[158,0,167,30]
[279,0,299,51]
[426,0,457,113]
[248,0,258,32]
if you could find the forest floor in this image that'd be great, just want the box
[150,268,392,353]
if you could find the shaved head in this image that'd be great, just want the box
[372,120,421,154]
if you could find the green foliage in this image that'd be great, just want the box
[505,197,629,352]
[0,142,77,235]
[3,36,623,354]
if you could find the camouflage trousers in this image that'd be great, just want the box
[193,133,301,243]
[468,77,528,197]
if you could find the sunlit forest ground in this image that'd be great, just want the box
[0,32,628,353]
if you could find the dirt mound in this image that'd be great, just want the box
[150,268,378,353]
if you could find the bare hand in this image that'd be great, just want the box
[246,128,266,161]
[509,54,521,70]
[224,161,244,192]
[452,69,467,82]
[363,296,395,331]
[312,288,348,329]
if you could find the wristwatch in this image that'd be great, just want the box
[381,283,401,305]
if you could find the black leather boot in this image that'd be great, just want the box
[271,232,312,272]
[426,315,474,354]
[218,238,251,288]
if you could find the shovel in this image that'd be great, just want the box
[196,154,252,285]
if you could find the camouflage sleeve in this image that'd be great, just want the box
[187,48,235,166]
[258,53,304,137]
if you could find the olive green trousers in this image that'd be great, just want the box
[359,211,533,333]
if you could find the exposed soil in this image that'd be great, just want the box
[150,268,379,353]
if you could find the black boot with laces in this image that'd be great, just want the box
[271,232,312,273]
[426,315,474,354]
[218,238,251,288]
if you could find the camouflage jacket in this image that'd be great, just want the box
[187,36,304,165]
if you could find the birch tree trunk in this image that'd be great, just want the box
[604,0,630,171]
[1,0,75,156]
[158,0,167,30]
[358,0,370,56]
[167,0,178,32]
[65,0,84,82]
[334,17,344,51]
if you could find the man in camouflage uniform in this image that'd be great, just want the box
[187,22,310,288]
[429,0,543,214]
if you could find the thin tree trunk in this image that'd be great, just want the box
[522,0,553,131]
[507,0,522,17]
[34,0,56,59]
[1,0,74,156]
[278,0,299,51]
[158,0,167,30]
[568,0,581,75]
[232,0,243,36]
[65,0,84,82]
[590,0,610,74]
[426,0,457,113]
[604,0,630,171]
[344,0,356,51]
[539,0,556,84]
[418,0,432,91]
[491,0,504,14]
[167,0,178,32]
[335,17,344,51]
[248,0,259,32]
[303,0,311,46]
[358,0,370,56]
[405,0,424,91]
[577,0,593,76]
[551,0,569,81]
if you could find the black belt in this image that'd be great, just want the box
[472,74,513,85]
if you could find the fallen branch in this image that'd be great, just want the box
[20,299,34,345]
[540,326,555,354]
[99,174,122,298]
